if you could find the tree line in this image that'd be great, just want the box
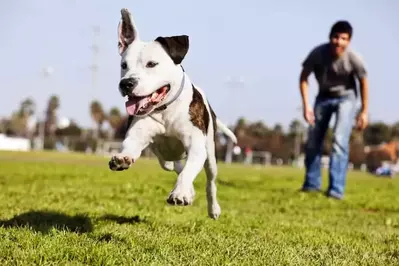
[1,95,398,170]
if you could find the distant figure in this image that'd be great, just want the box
[244,146,253,165]
[298,21,369,199]
[375,162,399,178]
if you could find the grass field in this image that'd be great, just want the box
[0,150,398,265]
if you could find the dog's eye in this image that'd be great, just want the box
[146,61,158,68]
[121,62,128,70]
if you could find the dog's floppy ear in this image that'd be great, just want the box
[117,8,139,55]
[155,35,189,65]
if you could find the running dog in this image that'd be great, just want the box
[109,8,238,219]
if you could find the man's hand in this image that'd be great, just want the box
[299,67,314,126]
[356,76,368,131]
[356,111,368,131]
[303,105,315,126]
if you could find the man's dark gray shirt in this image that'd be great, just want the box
[302,43,367,98]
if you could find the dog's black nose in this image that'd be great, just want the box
[119,78,138,96]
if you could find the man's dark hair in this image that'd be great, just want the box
[329,20,353,39]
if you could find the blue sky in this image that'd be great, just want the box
[0,0,398,130]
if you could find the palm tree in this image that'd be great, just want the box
[19,98,35,117]
[248,121,268,138]
[273,123,284,135]
[288,119,304,137]
[108,107,122,139]
[234,117,247,138]
[391,122,399,141]
[270,123,284,155]
[350,129,366,169]
[90,100,106,139]
[15,98,36,137]
[363,122,391,145]
[9,112,26,136]
[350,129,364,144]
[45,95,60,137]
[47,95,59,112]
[288,119,305,159]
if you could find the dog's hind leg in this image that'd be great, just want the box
[173,160,184,174]
[159,159,175,171]
[151,145,185,174]
[158,159,184,175]
[149,144,170,170]
[204,138,221,219]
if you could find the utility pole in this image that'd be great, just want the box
[223,75,245,164]
[90,25,100,97]
[89,25,100,138]
[37,66,54,150]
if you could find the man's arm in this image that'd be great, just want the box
[358,77,368,113]
[299,47,319,106]
[299,46,319,125]
[356,76,369,130]
[299,67,312,108]
[351,52,368,113]
[351,51,369,129]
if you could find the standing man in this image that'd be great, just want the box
[299,20,369,199]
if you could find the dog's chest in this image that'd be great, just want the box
[151,135,186,161]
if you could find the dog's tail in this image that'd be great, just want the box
[216,118,238,144]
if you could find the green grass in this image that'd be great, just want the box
[0,150,398,265]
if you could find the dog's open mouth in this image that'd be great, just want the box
[125,85,170,116]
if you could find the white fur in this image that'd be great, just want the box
[110,9,237,219]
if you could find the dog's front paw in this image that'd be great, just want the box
[167,185,195,206]
[208,203,221,220]
[109,155,133,171]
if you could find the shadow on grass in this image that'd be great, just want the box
[95,233,129,244]
[0,210,93,234]
[217,179,238,188]
[99,214,147,225]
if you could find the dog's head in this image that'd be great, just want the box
[117,8,189,117]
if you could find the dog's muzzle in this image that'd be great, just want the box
[119,78,138,96]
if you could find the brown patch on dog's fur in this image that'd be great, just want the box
[209,105,218,161]
[209,105,217,141]
[189,86,210,134]
[189,85,218,162]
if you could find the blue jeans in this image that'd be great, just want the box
[302,91,360,198]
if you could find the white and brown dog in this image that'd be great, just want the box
[109,8,237,219]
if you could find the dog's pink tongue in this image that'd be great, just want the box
[125,97,149,115]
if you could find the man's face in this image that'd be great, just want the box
[329,32,351,56]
